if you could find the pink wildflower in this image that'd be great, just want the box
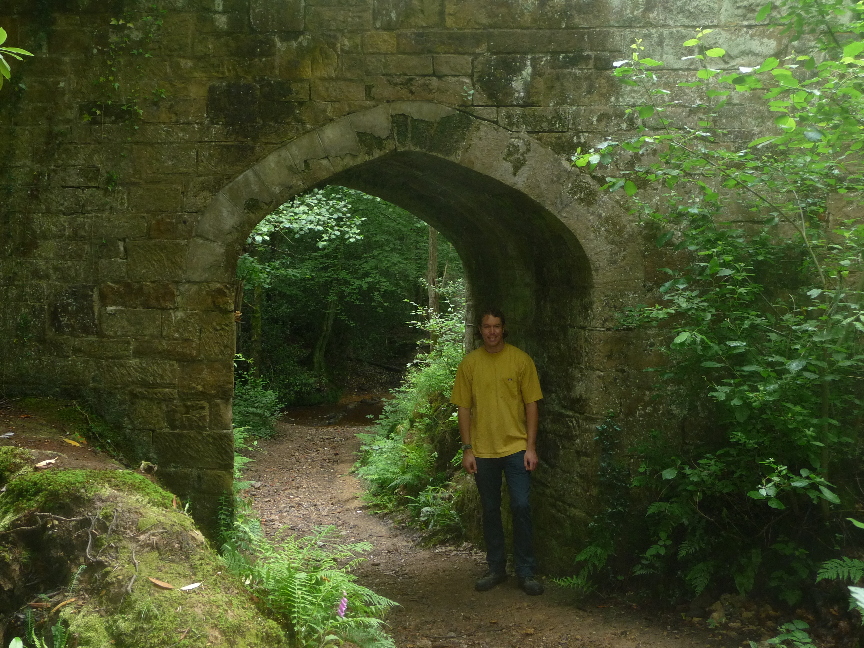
[337,592,348,618]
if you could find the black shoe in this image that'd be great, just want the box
[474,570,507,592]
[518,575,544,596]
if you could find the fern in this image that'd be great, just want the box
[685,561,714,596]
[817,557,864,584]
[223,522,397,648]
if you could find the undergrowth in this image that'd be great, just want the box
[355,292,467,542]
[223,391,398,648]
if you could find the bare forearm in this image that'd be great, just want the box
[525,400,538,452]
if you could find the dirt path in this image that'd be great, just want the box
[244,416,750,648]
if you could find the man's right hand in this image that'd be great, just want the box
[462,449,477,474]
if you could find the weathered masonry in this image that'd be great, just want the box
[0,0,781,564]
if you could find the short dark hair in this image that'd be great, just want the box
[478,309,508,338]
[478,308,506,328]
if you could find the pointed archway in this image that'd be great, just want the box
[183,102,643,565]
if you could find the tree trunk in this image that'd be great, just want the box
[250,282,263,377]
[313,295,338,377]
[427,226,439,316]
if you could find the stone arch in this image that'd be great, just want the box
[183,101,644,564]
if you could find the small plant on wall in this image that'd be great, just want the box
[0,26,33,91]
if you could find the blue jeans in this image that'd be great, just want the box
[474,450,536,578]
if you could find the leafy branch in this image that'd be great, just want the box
[0,27,33,91]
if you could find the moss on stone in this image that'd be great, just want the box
[0,446,33,486]
[0,456,288,647]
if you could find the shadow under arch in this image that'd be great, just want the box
[187,101,643,567]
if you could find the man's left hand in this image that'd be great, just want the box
[524,449,538,471]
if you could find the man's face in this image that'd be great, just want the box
[480,314,504,352]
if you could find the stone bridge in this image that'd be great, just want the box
[0,0,778,565]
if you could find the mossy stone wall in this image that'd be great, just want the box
[0,0,782,559]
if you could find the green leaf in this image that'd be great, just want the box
[705,48,726,57]
[843,41,864,59]
[757,57,780,72]
[662,468,678,480]
[638,105,655,119]
[624,180,638,196]
[639,58,664,67]
[682,38,699,46]
[848,518,864,529]
[0,27,6,47]
[755,2,772,21]
[673,331,691,344]
[819,486,840,504]
[774,115,796,131]
[849,586,864,610]
[767,498,786,509]
[656,231,674,247]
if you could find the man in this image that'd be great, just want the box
[450,309,544,596]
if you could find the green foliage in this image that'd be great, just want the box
[222,509,397,648]
[14,611,68,648]
[83,8,167,126]
[568,0,864,601]
[238,186,463,405]
[355,291,466,539]
[752,620,819,648]
[0,27,33,92]
[233,355,282,439]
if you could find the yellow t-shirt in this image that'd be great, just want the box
[450,343,543,458]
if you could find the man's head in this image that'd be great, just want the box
[479,309,506,353]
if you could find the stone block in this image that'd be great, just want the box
[250,0,304,32]
[162,310,201,340]
[129,184,183,213]
[178,360,234,398]
[129,397,168,431]
[182,175,229,212]
[126,240,188,282]
[101,307,163,338]
[97,359,179,388]
[178,282,236,312]
[194,193,244,243]
[373,0,444,28]
[209,398,233,430]
[221,168,277,224]
[66,337,132,359]
[166,400,210,429]
[148,214,197,240]
[395,30,486,54]
[99,282,178,309]
[153,429,233,469]
[445,0,605,29]
[362,31,398,54]
[93,213,149,240]
[311,79,367,102]
[487,29,618,53]
[306,6,372,31]
[98,259,129,282]
[132,338,201,361]
[363,54,435,75]
[184,237,232,283]
[49,284,98,336]
[197,313,235,360]
[253,146,309,197]
[432,54,473,76]
[498,107,572,133]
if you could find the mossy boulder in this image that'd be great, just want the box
[0,447,288,648]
